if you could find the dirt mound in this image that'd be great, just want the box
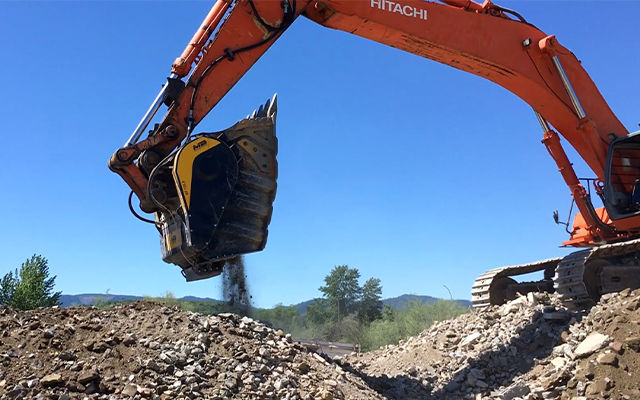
[343,290,640,399]
[0,302,382,400]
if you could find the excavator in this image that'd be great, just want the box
[109,0,640,309]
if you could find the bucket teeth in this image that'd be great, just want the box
[248,94,277,119]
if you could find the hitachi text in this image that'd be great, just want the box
[370,0,428,20]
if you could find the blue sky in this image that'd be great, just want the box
[1,1,639,308]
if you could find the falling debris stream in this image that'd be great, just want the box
[222,255,251,315]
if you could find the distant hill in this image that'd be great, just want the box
[290,294,471,314]
[382,294,472,310]
[59,294,220,307]
[60,293,471,310]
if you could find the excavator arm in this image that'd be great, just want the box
[109,0,639,286]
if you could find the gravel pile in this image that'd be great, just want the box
[343,289,640,400]
[0,302,383,400]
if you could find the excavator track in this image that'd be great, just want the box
[553,250,593,309]
[473,238,640,310]
[555,238,640,309]
[471,258,561,308]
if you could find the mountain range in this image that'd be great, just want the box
[59,293,471,310]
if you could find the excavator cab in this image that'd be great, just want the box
[604,131,640,219]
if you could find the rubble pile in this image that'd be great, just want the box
[343,289,640,400]
[1,289,639,400]
[0,302,383,400]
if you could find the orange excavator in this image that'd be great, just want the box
[109,0,640,309]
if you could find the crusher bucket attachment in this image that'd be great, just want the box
[152,96,278,281]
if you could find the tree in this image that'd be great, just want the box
[305,298,331,326]
[319,265,361,321]
[0,255,61,310]
[358,277,383,323]
[381,304,395,321]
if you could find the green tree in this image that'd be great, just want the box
[358,277,383,323]
[324,314,364,343]
[255,303,300,331]
[381,304,395,321]
[305,298,330,326]
[0,255,61,310]
[319,265,361,321]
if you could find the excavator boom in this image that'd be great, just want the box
[110,0,640,305]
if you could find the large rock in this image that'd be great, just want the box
[575,332,609,357]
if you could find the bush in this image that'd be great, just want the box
[360,300,467,351]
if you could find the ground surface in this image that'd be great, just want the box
[1,290,639,399]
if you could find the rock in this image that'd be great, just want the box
[624,336,640,352]
[585,378,613,395]
[90,341,109,353]
[550,357,566,369]
[122,334,137,346]
[596,352,618,366]
[66,380,85,392]
[575,332,609,357]
[6,383,26,398]
[460,332,481,347]
[295,361,310,374]
[325,379,338,388]
[84,380,99,394]
[138,386,154,397]
[122,383,138,396]
[224,376,237,390]
[145,359,162,372]
[540,370,568,390]
[274,377,288,390]
[312,353,327,364]
[58,351,76,361]
[497,381,527,399]
[77,370,99,384]
[607,341,623,354]
[41,373,63,387]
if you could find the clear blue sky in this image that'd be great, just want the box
[1,1,639,308]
